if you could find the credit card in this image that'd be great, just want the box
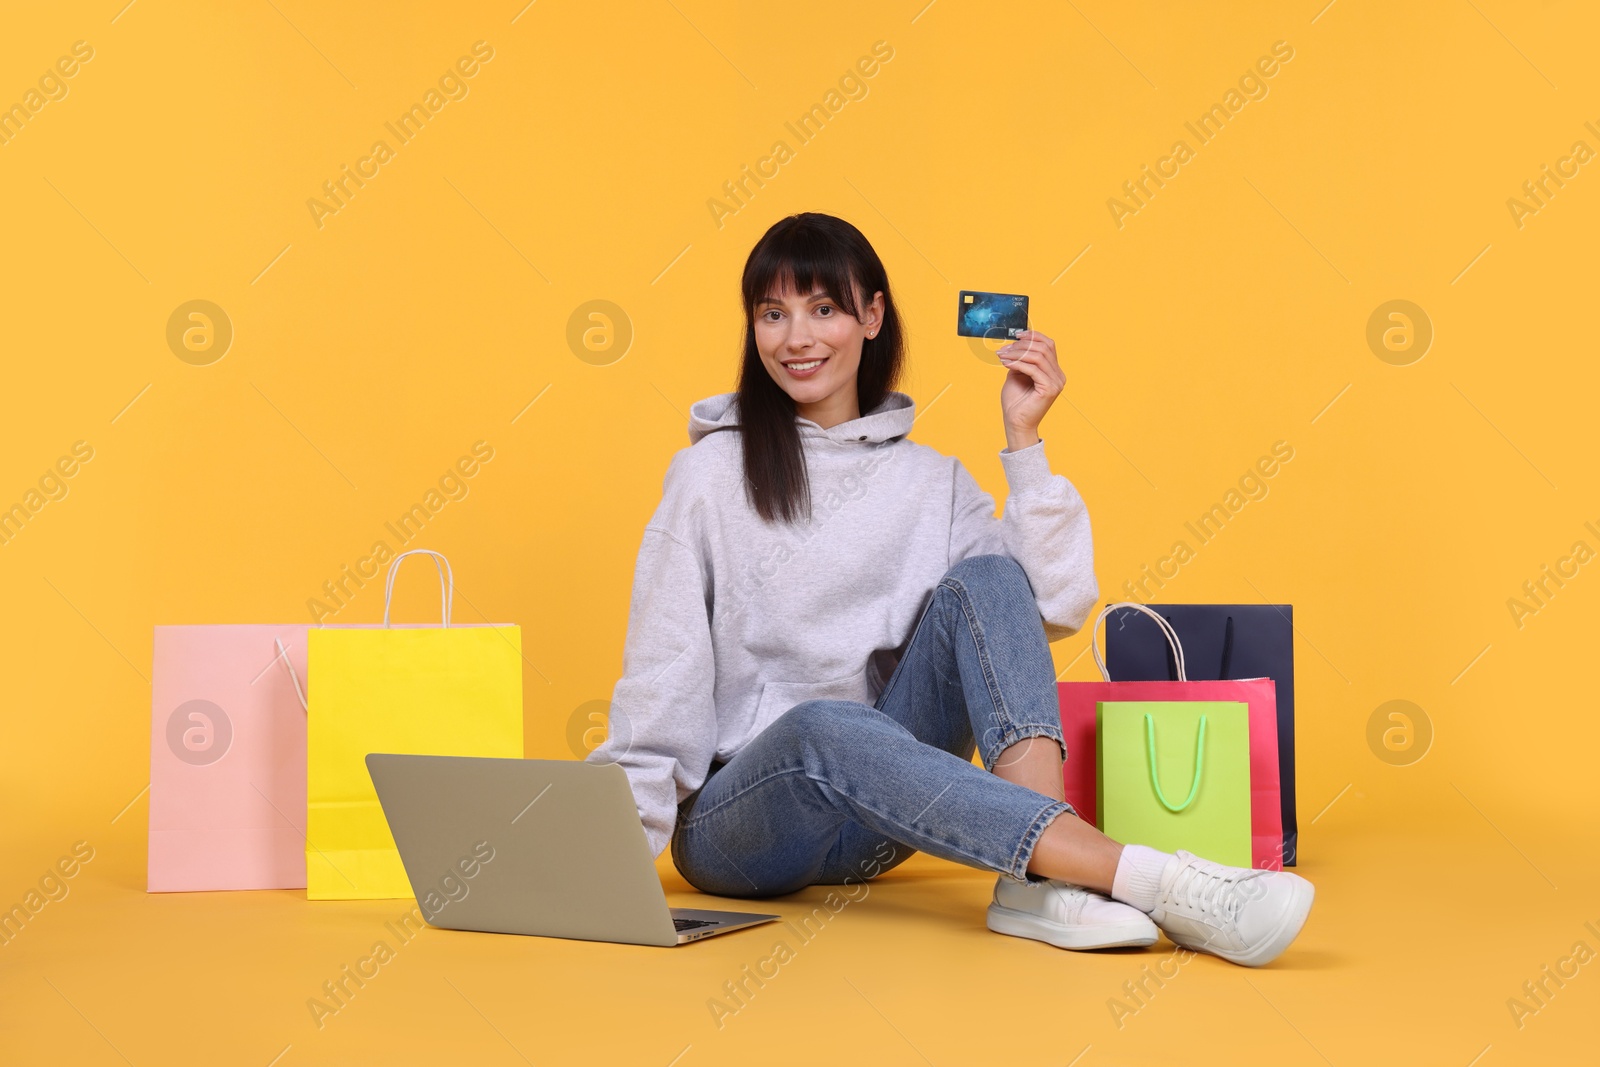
[956,290,1029,340]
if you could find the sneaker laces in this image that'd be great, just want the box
[1166,855,1263,922]
[1048,879,1090,920]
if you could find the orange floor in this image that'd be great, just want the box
[4,803,1594,1066]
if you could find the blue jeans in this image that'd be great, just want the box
[671,553,1080,898]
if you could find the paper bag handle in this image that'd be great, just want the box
[1088,601,1188,682]
[1145,712,1206,813]
[383,549,453,628]
[274,637,309,713]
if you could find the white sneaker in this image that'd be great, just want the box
[987,875,1160,950]
[1148,850,1315,967]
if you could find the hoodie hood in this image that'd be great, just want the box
[688,390,915,446]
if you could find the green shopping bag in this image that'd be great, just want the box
[1096,700,1252,866]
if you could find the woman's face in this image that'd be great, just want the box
[753,279,884,418]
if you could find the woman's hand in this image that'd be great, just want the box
[996,329,1064,450]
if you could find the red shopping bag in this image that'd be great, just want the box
[1058,603,1286,870]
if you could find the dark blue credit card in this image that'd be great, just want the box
[956,290,1029,340]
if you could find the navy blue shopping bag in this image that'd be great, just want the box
[1106,605,1298,866]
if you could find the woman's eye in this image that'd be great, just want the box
[817,305,834,316]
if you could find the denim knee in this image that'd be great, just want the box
[943,552,1029,590]
[761,699,879,763]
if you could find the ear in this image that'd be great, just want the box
[865,290,885,337]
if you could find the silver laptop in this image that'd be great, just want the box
[365,753,780,946]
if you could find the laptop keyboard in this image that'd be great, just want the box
[673,918,718,931]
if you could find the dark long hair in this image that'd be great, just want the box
[726,212,907,525]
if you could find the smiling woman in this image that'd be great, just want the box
[587,211,1315,970]
[732,212,903,523]
[752,274,883,423]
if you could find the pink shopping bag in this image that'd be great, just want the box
[1058,603,1286,871]
[148,625,310,891]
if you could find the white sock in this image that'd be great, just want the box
[1111,844,1175,913]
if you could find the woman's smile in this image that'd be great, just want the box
[781,355,829,377]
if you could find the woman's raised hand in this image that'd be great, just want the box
[996,329,1065,449]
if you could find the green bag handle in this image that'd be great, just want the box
[1144,712,1207,813]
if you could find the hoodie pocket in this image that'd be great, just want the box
[749,665,876,739]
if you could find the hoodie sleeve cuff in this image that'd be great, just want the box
[998,438,1054,494]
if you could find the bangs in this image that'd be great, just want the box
[741,221,865,319]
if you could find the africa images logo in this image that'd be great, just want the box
[166,700,232,766]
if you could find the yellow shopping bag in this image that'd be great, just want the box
[306,550,523,899]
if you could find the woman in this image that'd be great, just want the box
[586,212,1313,966]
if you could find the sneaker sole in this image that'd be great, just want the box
[1175,876,1315,967]
[986,902,1160,950]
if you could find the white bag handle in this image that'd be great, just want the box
[383,549,453,628]
[274,637,309,712]
[1088,601,1188,683]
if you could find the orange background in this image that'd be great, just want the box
[1,1,1595,1063]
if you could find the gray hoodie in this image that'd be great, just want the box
[586,389,1100,857]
